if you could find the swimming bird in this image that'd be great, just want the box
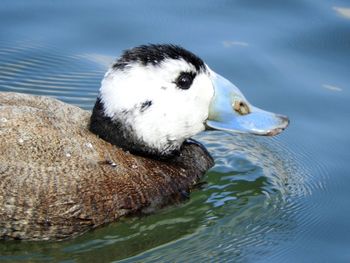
[0,44,288,240]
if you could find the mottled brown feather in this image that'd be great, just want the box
[0,92,213,241]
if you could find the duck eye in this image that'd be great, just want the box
[175,72,195,90]
[233,100,250,115]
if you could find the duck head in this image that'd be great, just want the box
[90,44,289,157]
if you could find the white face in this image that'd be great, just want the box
[99,58,214,153]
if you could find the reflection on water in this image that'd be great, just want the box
[322,84,343,92]
[333,6,350,19]
[222,40,249,48]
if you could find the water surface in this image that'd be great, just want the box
[0,1,349,262]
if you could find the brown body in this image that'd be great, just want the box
[0,92,213,241]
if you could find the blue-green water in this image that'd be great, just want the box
[1,0,350,262]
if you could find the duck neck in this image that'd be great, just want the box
[89,98,180,159]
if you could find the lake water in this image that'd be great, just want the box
[1,0,350,262]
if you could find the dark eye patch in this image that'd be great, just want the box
[174,72,196,90]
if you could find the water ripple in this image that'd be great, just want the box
[119,131,330,262]
[0,41,106,109]
[0,42,331,262]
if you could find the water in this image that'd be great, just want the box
[0,0,349,262]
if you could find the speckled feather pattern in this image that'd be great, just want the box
[0,92,213,241]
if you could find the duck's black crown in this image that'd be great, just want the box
[112,44,207,72]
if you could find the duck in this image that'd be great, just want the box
[0,44,289,241]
